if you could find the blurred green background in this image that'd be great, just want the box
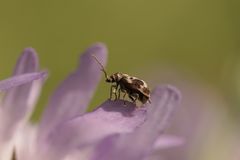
[0,0,239,117]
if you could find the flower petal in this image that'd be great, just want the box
[2,48,44,119]
[42,100,147,159]
[91,85,181,160]
[0,72,46,92]
[0,48,39,92]
[39,43,108,135]
[143,135,184,160]
[0,49,46,160]
[0,72,46,160]
[13,48,39,75]
[153,135,184,150]
[15,125,38,160]
[16,125,61,160]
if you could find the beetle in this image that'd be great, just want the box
[92,55,151,105]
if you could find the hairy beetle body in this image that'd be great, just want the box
[92,55,151,105]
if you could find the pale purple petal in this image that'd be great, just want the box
[91,85,181,160]
[13,48,39,75]
[15,125,38,160]
[39,43,108,136]
[42,100,147,159]
[0,72,46,92]
[2,48,44,119]
[0,72,46,160]
[16,125,59,160]
[153,135,184,150]
[0,48,46,160]
[145,135,184,160]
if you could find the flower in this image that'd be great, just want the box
[0,43,181,160]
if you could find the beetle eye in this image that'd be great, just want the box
[106,77,113,82]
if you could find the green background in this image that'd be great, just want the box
[0,0,239,118]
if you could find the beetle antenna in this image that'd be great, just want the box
[91,54,108,79]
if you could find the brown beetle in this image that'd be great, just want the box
[92,55,151,105]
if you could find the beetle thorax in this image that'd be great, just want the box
[106,72,123,83]
[111,72,123,82]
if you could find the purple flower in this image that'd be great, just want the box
[0,44,181,160]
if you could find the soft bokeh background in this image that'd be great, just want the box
[0,0,239,159]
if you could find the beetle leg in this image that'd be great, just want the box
[121,90,127,106]
[134,94,139,104]
[129,93,139,105]
[114,83,120,100]
[110,85,117,100]
[117,87,121,100]
[148,98,151,104]
[122,92,127,99]
[114,84,119,101]
[109,86,113,100]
